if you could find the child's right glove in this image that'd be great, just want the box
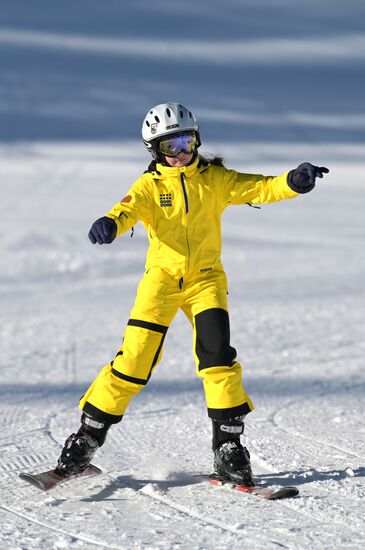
[88,216,117,244]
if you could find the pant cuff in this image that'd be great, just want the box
[207,402,252,420]
[82,401,123,424]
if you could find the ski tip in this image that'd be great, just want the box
[267,486,299,500]
[19,472,48,490]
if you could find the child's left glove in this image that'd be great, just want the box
[287,162,329,194]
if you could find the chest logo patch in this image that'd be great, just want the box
[159,193,173,207]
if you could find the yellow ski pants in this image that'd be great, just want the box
[79,268,254,423]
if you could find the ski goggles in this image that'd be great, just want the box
[158,131,198,157]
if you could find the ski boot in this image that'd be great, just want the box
[212,416,254,486]
[56,413,110,475]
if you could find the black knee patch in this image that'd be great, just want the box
[195,308,237,370]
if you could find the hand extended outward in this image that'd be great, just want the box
[88,216,117,244]
[287,162,329,194]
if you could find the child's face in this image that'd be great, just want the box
[164,152,194,167]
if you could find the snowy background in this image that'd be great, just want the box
[0,1,364,548]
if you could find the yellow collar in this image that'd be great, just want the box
[155,156,200,178]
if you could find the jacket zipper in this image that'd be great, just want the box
[180,173,189,213]
[180,173,190,271]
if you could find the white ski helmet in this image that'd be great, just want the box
[142,102,200,158]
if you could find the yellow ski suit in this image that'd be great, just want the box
[80,156,298,424]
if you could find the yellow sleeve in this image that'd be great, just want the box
[221,168,298,207]
[105,175,152,237]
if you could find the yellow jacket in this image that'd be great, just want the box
[106,157,298,278]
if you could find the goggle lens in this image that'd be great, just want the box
[159,132,197,157]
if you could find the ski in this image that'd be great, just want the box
[19,464,102,491]
[209,476,299,500]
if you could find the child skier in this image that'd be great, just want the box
[57,102,328,485]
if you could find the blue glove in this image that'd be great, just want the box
[88,216,117,244]
[287,162,329,194]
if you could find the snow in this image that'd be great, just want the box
[1,1,365,548]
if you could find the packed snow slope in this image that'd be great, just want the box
[1,0,365,548]
[0,143,364,549]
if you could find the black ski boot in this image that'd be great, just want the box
[212,416,254,486]
[56,432,99,475]
[56,413,110,475]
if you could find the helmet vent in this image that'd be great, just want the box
[180,110,184,118]
[154,115,160,123]
[146,121,150,127]
[166,108,171,117]
[189,111,192,118]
